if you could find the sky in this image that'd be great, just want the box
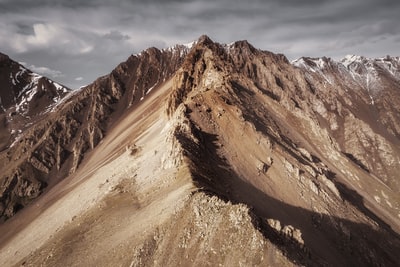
[1,0,399,89]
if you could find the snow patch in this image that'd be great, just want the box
[223,42,236,54]
[10,132,23,148]
[16,82,38,113]
[46,87,79,113]
[10,72,16,85]
[315,58,327,69]
[11,68,70,114]
[183,40,196,50]
[295,55,400,93]
[338,55,400,93]
[292,57,333,84]
[163,41,196,58]
[369,95,375,105]
[146,84,156,95]
[16,73,41,112]
[292,57,327,71]
[51,80,67,93]
[340,55,366,69]
[292,58,307,69]
[10,65,29,86]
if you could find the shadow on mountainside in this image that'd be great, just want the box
[175,125,400,267]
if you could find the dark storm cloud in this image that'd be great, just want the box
[0,0,399,89]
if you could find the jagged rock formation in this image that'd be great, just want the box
[0,36,399,266]
[0,54,71,220]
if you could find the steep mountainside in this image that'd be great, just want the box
[293,55,400,191]
[0,54,71,220]
[0,53,70,150]
[0,46,189,221]
[0,36,399,266]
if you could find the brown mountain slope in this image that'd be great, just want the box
[0,36,399,266]
[0,46,187,221]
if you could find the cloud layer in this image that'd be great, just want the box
[1,0,399,89]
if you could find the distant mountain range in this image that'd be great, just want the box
[0,35,399,266]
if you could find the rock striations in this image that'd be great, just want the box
[0,35,399,266]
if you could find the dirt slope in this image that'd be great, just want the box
[0,36,399,266]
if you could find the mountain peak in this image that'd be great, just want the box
[232,39,255,49]
[340,54,367,68]
[196,34,213,45]
[0,52,71,151]
[342,54,366,61]
[1,39,400,267]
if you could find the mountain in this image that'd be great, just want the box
[293,55,400,188]
[0,53,71,220]
[0,53,70,150]
[0,36,399,266]
[0,46,188,222]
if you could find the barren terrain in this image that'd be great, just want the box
[0,36,399,266]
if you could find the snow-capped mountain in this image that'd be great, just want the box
[0,52,71,150]
[293,55,400,91]
[340,54,400,78]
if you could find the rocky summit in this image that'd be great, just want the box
[0,35,399,266]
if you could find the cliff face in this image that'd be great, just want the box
[0,36,399,266]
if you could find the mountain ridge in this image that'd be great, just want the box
[0,35,399,266]
[0,52,71,149]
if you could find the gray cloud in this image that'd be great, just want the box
[23,64,64,78]
[0,0,399,89]
[103,30,130,41]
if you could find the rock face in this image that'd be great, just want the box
[0,36,399,266]
[0,54,71,220]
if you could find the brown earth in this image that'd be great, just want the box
[0,36,399,266]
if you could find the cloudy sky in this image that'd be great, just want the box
[1,0,399,89]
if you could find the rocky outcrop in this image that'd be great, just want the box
[129,192,294,267]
